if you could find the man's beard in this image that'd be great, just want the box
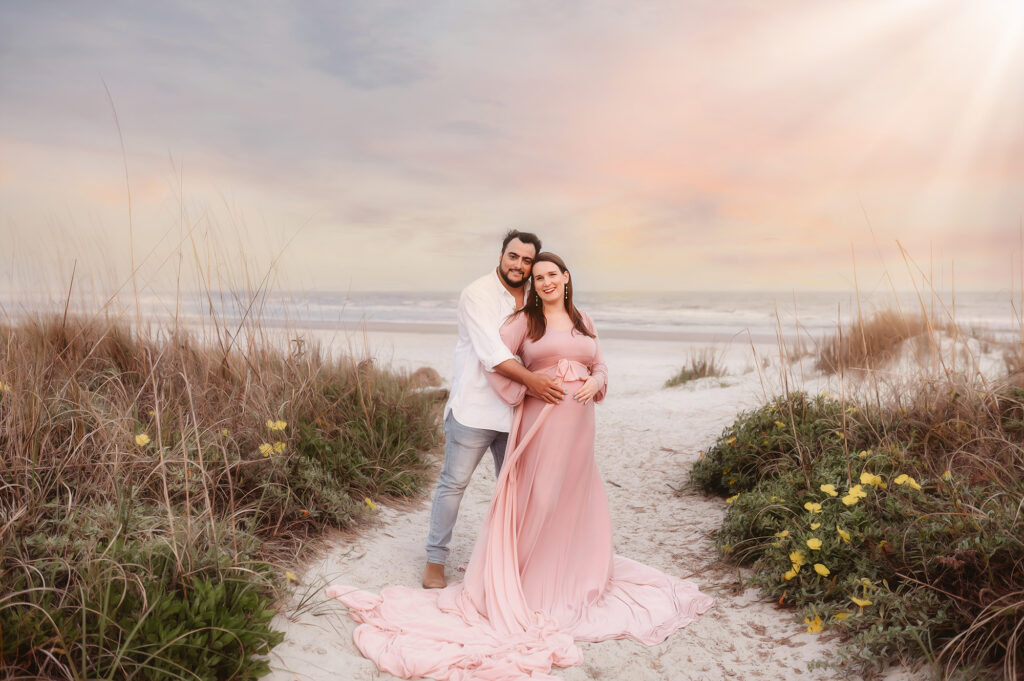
[499,268,528,289]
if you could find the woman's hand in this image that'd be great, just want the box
[573,377,600,404]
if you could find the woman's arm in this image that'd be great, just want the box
[573,311,607,404]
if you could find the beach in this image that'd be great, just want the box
[265,328,929,681]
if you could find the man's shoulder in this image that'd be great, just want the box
[460,271,498,299]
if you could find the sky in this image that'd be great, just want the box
[2,0,1023,295]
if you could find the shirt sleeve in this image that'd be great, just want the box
[582,311,608,403]
[484,313,530,406]
[458,285,515,371]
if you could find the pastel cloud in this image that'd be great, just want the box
[0,1,1022,293]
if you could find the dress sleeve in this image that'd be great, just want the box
[582,311,608,403]
[483,313,530,406]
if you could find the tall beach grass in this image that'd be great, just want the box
[0,306,441,679]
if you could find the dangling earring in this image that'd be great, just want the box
[564,286,568,303]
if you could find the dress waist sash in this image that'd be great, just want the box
[533,358,591,383]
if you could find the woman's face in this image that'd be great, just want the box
[532,261,569,306]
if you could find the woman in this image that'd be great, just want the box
[327,253,713,681]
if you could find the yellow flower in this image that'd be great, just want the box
[820,483,838,497]
[147,409,156,417]
[803,502,823,514]
[841,494,859,506]
[135,433,151,446]
[726,494,740,504]
[857,450,868,459]
[851,596,873,608]
[0,380,10,392]
[941,470,953,481]
[259,443,274,457]
[285,570,298,583]
[859,471,885,488]
[810,522,821,530]
[804,615,823,633]
[849,484,868,498]
[726,436,737,444]
[221,428,229,436]
[774,420,787,429]
[837,526,851,543]
[806,538,822,550]
[266,419,288,431]
[364,497,378,511]
[273,441,286,453]
[774,530,790,538]
[833,611,850,620]
[894,473,921,490]
[846,406,857,414]
[789,551,806,567]
[813,563,830,576]
[783,568,798,581]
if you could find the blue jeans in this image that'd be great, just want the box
[425,411,508,565]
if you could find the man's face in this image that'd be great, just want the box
[498,238,536,289]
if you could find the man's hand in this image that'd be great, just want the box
[494,359,565,404]
[523,371,565,404]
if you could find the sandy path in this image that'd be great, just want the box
[266,333,927,681]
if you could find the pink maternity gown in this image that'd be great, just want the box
[326,312,714,680]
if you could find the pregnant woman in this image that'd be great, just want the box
[327,253,714,680]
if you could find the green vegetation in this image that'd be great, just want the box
[0,314,441,679]
[691,387,1024,680]
[665,348,728,387]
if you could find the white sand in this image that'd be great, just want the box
[265,331,930,681]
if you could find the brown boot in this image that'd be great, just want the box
[422,562,446,589]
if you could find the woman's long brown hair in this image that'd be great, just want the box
[516,252,595,341]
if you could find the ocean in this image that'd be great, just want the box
[100,288,1021,344]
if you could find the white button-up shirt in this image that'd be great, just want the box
[444,270,518,432]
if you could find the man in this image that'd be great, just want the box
[423,230,565,588]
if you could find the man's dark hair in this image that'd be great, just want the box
[501,229,542,255]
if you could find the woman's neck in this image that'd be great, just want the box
[542,302,572,329]
[542,301,566,316]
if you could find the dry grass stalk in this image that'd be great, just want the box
[665,347,728,388]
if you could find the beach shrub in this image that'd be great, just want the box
[689,392,855,497]
[1,503,282,680]
[691,386,1024,680]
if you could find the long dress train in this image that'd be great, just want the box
[326,312,714,680]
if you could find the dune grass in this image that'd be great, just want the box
[0,312,442,680]
[691,307,1024,680]
[665,348,728,388]
[815,308,962,374]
